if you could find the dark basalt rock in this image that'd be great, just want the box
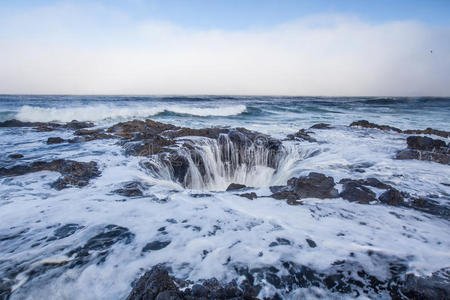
[306,238,317,248]
[350,120,402,133]
[142,241,171,252]
[8,153,23,159]
[349,120,450,138]
[47,137,66,144]
[340,181,376,204]
[399,268,450,300]
[0,159,101,190]
[270,172,339,201]
[240,192,257,200]
[226,183,247,191]
[127,265,259,300]
[113,181,148,197]
[67,224,134,267]
[125,136,175,156]
[0,278,12,300]
[107,119,179,140]
[286,129,317,142]
[406,136,447,151]
[74,129,115,141]
[396,136,449,165]
[47,224,84,241]
[339,178,392,190]
[378,189,404,206]
[310,123,332,129]
[403,128,450,138]
[0,119,94,132]
[127,266,179,300]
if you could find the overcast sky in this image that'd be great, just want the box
[1,0,449,96]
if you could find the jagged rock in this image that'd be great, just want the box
[47,224,84,241]
[226,183,247,191]
[47,137,66,144]
[67,225,134,267]
[339,178,392,190]
[127,265,259,300]
[310,123,332,129]
[306,238,317,248]
[378,189,404,206]
[340,181,376,204]
[0,119,94,132]
[270,172,338,201]
[286,129,317,142]
[127,266,179,300]
[8,153,23,159]
[142,241,171,252]
[108,119,179,140]
[400,268,450,300]
[125,136,175,156]
[113,181,147,197]
[74,129,115,141]
[0,159,101,190]
[397,136,449,165]
[240,192,257,200]
[403,128,450,138]
[350,120,402,132]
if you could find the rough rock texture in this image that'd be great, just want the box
[0,159,101,190]
[113,181,148,197]
[310,123,332,129]
[240,192,257,200]
[8,153,23,159]
[350,119,450,138]
[0,119,94,131]
[286,129,317,142]
[339,181,377,204]
[398,268,450,300]
[73,129,115,141]
[226,183,247,191]
[270,172,338,202]
[350,120,402,133]
[47,137,66,144]
[379,189,404,206]
[396,136,449,165]
[126,265,259,300]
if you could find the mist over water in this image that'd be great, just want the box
[0,95,449,299]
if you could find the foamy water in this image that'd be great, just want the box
[0,95,449,299]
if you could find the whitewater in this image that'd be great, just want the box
[0,95,449,299]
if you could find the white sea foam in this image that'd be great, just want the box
[14,104,247,122]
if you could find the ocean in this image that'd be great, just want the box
[0,95,449,299]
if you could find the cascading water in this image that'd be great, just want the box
[142,133,308,191]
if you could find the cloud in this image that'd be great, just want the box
[0,3,449,96]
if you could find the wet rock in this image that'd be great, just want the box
[64,120,94,130]
[113,181,147,197]
[125,136,175,156]
[306,239,317,248]
[74,129,115,141]
[271,172,338,201]
[406,136,447,151]
[286,129,317,142]
[0,159,101,190]
[8,153,23,159]
[310,123,332,129]
[46,137,66,144]
[403,128,450,138]
[67,225,134,267]
[400,268,450,300]
[142,241,171,252]
[350,120,402,132]
[226,183,247,191]
[47,224,84,241]
[340,181,376,204]
[108,119,179,140]
[240,192,257,200]
[339,178,392,190]
[0,278,12,300]
[396,136,449,165]
[127,265,179,300]
[406,197,450,220]
[378,189,404,206]
[0,119,94,132]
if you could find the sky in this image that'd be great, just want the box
[0,0,449,96]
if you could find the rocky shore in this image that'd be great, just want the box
[1,118,449,299]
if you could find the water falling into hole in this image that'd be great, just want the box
[142,132,312,191]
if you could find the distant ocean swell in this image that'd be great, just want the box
[14,104,248,122]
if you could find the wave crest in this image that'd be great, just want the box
[15,104,247,122]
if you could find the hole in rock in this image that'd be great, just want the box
[143,131,305,191]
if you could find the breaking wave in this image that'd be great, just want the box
[14,104,247,122]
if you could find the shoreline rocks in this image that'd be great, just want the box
[396,136,449,165]
[0,159,100,190]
